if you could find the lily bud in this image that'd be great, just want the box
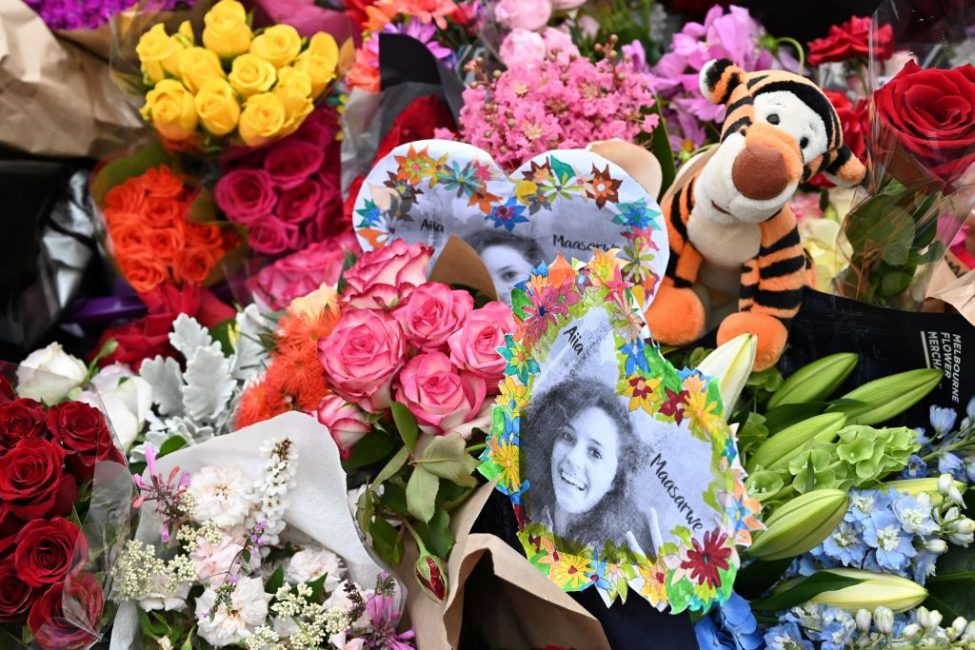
[925,539,948,554]
[768,352,858,409]
[414,552,448,602]
[695,333,756,414]
[804,569,927,613]
[747,489,849,561]
[885,478,967,506]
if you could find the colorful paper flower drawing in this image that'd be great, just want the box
[478,255,761,614]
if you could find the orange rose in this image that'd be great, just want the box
[120,254,170,293]
[173,247,215,285]
[147,227,186,262]
[185,223,225,251]
[144,197,185,229]
[108,221,150,254]
[104,183,148,214]
[137,167,186,199]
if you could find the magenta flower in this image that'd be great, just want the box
[362,590,416,650]
[383,18,455,62]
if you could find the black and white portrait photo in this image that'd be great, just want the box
[464,230,545,305]
[520,306,716,558]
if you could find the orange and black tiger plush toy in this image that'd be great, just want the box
[645,59,867,371]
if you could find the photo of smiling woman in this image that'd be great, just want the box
[521,379,657,555]
[464,230,545,305]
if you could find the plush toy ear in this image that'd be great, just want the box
[699,59,746,106]
[824,145,867,187]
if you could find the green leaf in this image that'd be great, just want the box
[648,98,676,197]
[380,479,409,517]
[209,318,237,357]
[391,402,419,451]
[265,566,284,594]
[406,466,439,523]
[91,140,169,205]
[343,429,400,469]
[335,251,359,295]
[414,508,455,558]
[925,544,975,619]
[180,627,196,650]
[370,517,404,566]
[158,436,188,458]
[187,186,218,224]
[549,155,574,185]
[751,571,863,611]
[733,557,793,599]
[374,445,410,485]
[414,434,478,487]
[307,574,328,602]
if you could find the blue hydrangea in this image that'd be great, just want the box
[718,593,763,650]
[864,510,916,572]
[763,622,813,650]
[930,405,958,436]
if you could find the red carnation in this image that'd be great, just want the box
[0,398,49,452]
[807,16,894,66]
[27,573,103,650]
[15,518,88,588]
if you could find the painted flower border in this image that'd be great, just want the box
[477,254,762,613]
[351,139,668,305]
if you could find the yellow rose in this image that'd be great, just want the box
[178,47,226,94]
[202,0,253,59]
[238,93,286,147]
[294,54,337,100]
[228,53,277,97]
[249,24,302,68]
[136,24,184,85]
[276,66,313,97]
[140,79,198,141]
[195,78,241,137]
[273,67,313,136]
[306,32,338,61]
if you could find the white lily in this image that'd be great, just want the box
[695,333,757,415]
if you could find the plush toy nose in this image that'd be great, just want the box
[731,142,790,201]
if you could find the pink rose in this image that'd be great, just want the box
[393,283,473,351]
[343,240,432,310]
[215,169,277,226]
[276,180,322,224]
[248,218,300,255]
[396,352,487,435]
[317,396,372,459]
[264,140,325,190]
[319,310,406,413]
[249,233,359,310]
[499,29,547,68]
[541,27,579,58]
[495,0,551,31]
[447,301,515,386]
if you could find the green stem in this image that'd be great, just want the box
[398,517,429,555]
[774,37,806,75]
[465,443,486,454]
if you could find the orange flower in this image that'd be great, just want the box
[185,223,225,251]
[120,254,170,293]
[145,196,185,229]
[138,166,185,199]
[146,227,186,262]
[396,0,456,28]
[172,247,215,285]
[109,221,150,255]
[105,183,148,214]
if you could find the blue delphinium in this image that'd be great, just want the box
[892,492,938,536]
[901,453,928,479]
[763,622,813,650]
[930,405,958,437]
[819,520,867,566]
[939,452,966,481]
[693,592,761,650]
[863,509,917,571]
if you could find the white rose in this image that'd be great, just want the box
[285,547,343,591]
[17,342,87,404]
[77,363,152,451]
[139,574,190,612]
[187,465,257,529]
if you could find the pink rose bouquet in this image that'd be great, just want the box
[215,106,348,255]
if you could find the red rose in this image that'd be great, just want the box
[0,438,76,520]
[0,398,49,452]
[807,16,893,66]
[95,285,235,371]
[264,139,326,190]
[0,557,36,623]
[874,60,975,187]
[28,573,103,650]
[375,95,456,162]
[15,518,88,588]
[47,402,120,475]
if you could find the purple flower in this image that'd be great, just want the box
[383,18,455,63]
[364,589,416,650]
[25,0,189,31]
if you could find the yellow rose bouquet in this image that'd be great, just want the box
[127,0,349,151]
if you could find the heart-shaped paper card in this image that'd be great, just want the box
[352,140,669,306]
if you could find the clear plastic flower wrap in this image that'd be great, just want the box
[108,0,353,157]
[0,359,134,649]
[835,0,975,308]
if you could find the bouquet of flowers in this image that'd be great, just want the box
[112,417,415,649]
[214,106,352,256]
[123,0,347,151]
[0,356,132,649]
[835,0,975,308]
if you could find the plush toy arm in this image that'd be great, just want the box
[664,180,704,287]
[717,207,805,370]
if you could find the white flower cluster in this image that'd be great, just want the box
[240,583,354,650]
[249,437,300,547]
[196,576,271,647]
[114,540,196,612]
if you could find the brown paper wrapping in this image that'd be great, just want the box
[428,235,499,301]
[394,483,611,650]
[0,0,143,158]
